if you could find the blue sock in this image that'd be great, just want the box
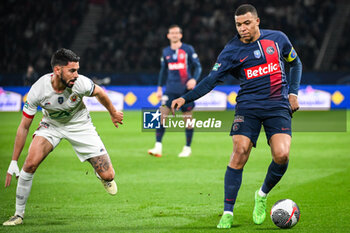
[224,166,243,212]
[185,128,194,146]
[156,125,165,142]
[261,160,289,194]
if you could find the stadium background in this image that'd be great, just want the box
[0,0,350,232]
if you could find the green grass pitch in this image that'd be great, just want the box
[0,111,349,232]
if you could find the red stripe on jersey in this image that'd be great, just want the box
[23,111,34,119]
[177,49,188,84]
[259,39,282,98]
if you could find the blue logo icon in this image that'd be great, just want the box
[143,110,161,129]
[254,50,261,59]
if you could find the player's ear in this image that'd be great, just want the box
[53,65,61,76]
[256,17,260,26]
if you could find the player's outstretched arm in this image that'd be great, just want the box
[5,116,33,187]
[92,84,123,128]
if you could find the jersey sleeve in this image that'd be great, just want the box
[73,75,95,97]
[278,31,298,63]
[208,44,238,82]
[182,44,238,103]
[188,45,202,80]
[158,50,168,86]
[23,84,40,118]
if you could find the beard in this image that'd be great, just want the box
[60,71,77,88]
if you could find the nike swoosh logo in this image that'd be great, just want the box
[240,56,248,62]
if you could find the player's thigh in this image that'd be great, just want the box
[160,105,170,123]
[65,122,109,162]
[182,111,193,129]
[23,136,53,173]
[263,109,292,145]
[230,110,262,147]
[269,133,291,163]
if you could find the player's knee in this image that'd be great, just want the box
[230,149,249,169]
[234,145,249,157]
[274,151,289,164]
[23,160,38,173]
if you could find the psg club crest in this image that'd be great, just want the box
[232,123,240,131]
[58,96,64,104]
[254,50,261,59]
[266,46,275,55]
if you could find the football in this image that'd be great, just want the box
[270,199,300,229]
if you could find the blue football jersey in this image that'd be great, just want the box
[212,29,297,110]
[159,43,201,95]
[185,29,298,110]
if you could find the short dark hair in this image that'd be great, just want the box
[168,24,182,33]
[50,48,80,69]
[235,4,258,17]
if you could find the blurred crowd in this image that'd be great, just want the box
[0,0,343,78]
[0,0,87,74]
[83,0,336,74]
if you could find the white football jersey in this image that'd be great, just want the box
[23,73,95,125]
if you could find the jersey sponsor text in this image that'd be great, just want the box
[244,62,280,79]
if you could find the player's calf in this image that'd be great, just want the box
[89,155,117,195]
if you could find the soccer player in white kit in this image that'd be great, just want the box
[3,48,124,226]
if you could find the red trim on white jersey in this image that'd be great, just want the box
[23,111,34,119]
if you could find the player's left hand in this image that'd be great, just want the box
[289,94,299,113]
[186,79,196,90]
[111,110,124,128]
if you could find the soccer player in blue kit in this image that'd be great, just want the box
[171,4,302,228]
[148,25,202,157]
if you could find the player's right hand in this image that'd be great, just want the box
[111,110,124,128]
[156,87,163,100]
[171,97,185,115]
[5,160,20,187]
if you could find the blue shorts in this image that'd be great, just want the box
[230,108,292,147]
[162,92,195,112]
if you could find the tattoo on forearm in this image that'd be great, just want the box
[88,155,110,173]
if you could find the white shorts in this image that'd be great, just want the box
[33,119,108,162]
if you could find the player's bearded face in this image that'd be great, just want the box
[235,12,260,43]
[60,62,79,88]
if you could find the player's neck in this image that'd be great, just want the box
[170,41,182,50]
[51,74,66,93]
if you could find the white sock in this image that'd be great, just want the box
[258,187,267,197]
[15,169,34,218]
[223,211,233,216]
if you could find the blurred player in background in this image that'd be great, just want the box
[3,48,123,226]
[172,4,302,228]
[148,25,202,158]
